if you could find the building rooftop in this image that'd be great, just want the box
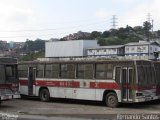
[125,41,160,46]
[46,39,97,43]
[87,45,124,50]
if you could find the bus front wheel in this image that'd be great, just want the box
[105,92,119,108]
[39,89,50,102]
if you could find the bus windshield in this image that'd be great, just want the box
[5,65,18,83]
[137,61,156,87]
[0,65,6,84]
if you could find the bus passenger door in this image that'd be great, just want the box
[28,67,36,96]
[121,67,133,102]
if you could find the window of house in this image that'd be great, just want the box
[155,48,157,51]
[143,46,146,50]
[113,49,116,52]
[126,47,129,51]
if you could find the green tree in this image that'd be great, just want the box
[20,39,45,52]
[102,31,110,37]
[19,51,45,61]
[91,31,102,39]
[143,21,152,41]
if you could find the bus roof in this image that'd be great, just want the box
[18,59,152,65]
[0,57,17,64]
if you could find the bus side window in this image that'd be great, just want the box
[77,64,93,79]
[18,65,28,77]
[52,64,60,78]
[45,64,52,78]
[115,67,121,84]
[37,64,44,78]
[60,64,75,79]
[95,64,113,80]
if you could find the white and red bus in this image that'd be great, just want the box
[0,57,20,104]
[18,59,158,107]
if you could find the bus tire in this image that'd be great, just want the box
[105,92,119,108]
[39,89,50,102]
[20,94,27,99]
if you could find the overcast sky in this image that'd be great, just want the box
[0,0,159,42]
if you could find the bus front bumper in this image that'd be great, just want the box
[135,96,159,102]
[13,93,20,99]
[0,94,13,101]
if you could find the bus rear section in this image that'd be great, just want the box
[18,60,157,108]
[135,60,158,102]
[0,58,20,103]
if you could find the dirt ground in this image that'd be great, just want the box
[0,98,160,120]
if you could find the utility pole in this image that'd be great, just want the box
[146,13,154,41]
[111,15,118,29]
[151,19,154,33]
[146,13,153,31]
[147,13,152,23]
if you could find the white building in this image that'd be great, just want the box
[44,39,160,60]
[45,40,99,58]
[125,41,160,60]
[87,45,125,58]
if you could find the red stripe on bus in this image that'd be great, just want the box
[20,80,120,89]
[19,80,156,91]
[36,80,80,88]
[19,80,28,86]
[19,80,80,88]
[90,82,120,90]
[0,84,12,89]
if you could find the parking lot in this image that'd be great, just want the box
[0,98,160,120]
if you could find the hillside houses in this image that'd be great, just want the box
[87,41,160,60]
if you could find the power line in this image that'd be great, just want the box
[0,21,110,38]
[0,20,109,33]
[0,34,58,38]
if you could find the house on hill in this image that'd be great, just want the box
[125,41,160,60]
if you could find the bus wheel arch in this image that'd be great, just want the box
[39,87,50,102]
[103,90,119,108]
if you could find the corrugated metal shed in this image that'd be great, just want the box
[45,40,99,57]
